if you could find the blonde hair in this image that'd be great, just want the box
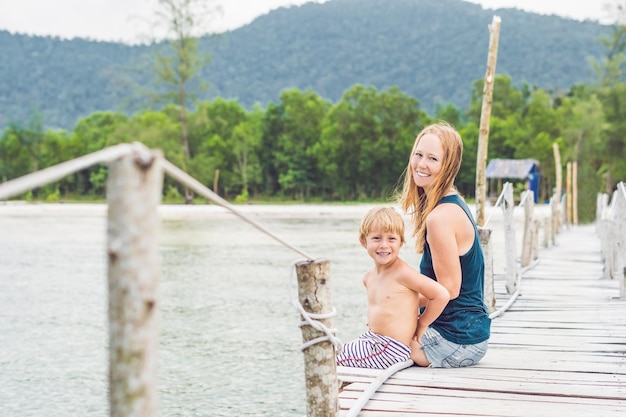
[397,122,463,253]
[359,207,406,245]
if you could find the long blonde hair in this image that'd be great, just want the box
[398,122,463,253]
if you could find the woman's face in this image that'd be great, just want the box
[410,133,444,191]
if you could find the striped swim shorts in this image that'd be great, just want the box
[336,330,412,369]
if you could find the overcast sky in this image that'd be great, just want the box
[0,0,616,44]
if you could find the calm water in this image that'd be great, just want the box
[0,202,529,417]
[0,203,420,417]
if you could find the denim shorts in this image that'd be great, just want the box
[420,327,488,368]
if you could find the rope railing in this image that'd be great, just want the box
[0,143,315,261]
[160,159,315,261]
[0,143,328,417]
[0,143,141,201]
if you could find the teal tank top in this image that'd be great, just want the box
[419,194,491,344]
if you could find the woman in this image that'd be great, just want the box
[398,122,491,368]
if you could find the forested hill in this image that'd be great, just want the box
[1,0,610,130]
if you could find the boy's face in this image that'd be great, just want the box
[361,228,403,265]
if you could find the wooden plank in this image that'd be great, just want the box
[339,385,626,417]
[336,224,626,417]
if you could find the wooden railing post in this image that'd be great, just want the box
[521,190,534,267]
[479,228,495,313]
[107,146,163,417]
[613,183,626,297]
[532,218,540,261]
[295,259,338,417]
[502,183,517,294]
[550,194,559,246]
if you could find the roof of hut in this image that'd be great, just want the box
[485,159,539,179]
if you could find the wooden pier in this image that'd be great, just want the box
[337,223,626,416]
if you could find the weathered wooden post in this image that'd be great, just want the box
[502,183,517,294]
[550,194,559,246]
[479,228,495,313]
[475,15,502,226]
[295,259,339,417]
[573,161,579,225]
[521,190,534,267]
[531,218,540,261]
[543,216,550,249]
[107,145,163,417]
[613,183,626,297]
[566,162,572,226]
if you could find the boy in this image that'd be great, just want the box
[336,207,449,369]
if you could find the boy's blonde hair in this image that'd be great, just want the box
[359,207,406,244]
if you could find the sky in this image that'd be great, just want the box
[0,0,617,45]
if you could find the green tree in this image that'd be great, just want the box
[272,89,330,199]
[557,90,606,221]
[188,98,247,197]
[151,0,222,202]
[314,85,428,200]
[231,105,264,201]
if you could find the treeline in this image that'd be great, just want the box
[2,73,624,223]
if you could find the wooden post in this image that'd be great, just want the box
[479,228,495,313]
[531,218,540,261]
[543,216,552,248]
[107,146,163,417]
[213,169,220,193]
[502,183,517,294]
[566,162,572,226]
[475,15,502,226]
[551,194,561,245]
[520,190,534,267]
[553,143,563,231]
[573,161,578,225]
[295,259,338,417]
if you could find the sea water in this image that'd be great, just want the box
[0,202,523,417]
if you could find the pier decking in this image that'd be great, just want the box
[337,224,626,416]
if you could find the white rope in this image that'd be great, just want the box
[489,258,539,319]
[291,298,342,352]
[344,359,414,417]
[0,143,140,201]
[161,159,316,261]
[480,182,509,229]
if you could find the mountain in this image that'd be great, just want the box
[0,0,610,131]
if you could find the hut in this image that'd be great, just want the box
[485,158,541,203]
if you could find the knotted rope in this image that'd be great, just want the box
[291,298,342,352]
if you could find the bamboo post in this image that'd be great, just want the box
[566,162,572,226]
[213,169,220,193]
[551,194,560,245]
[531,218,540,261]
[107,146,163,417]
[502,183,517,294]
[614,183,626,296]
[479,228,495,313]
[573,161,578,225]
[543,216,550,249]
[475,15,502,226]
[520,190,534,267]
[553,143,562,231]
[295,259,338,417]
